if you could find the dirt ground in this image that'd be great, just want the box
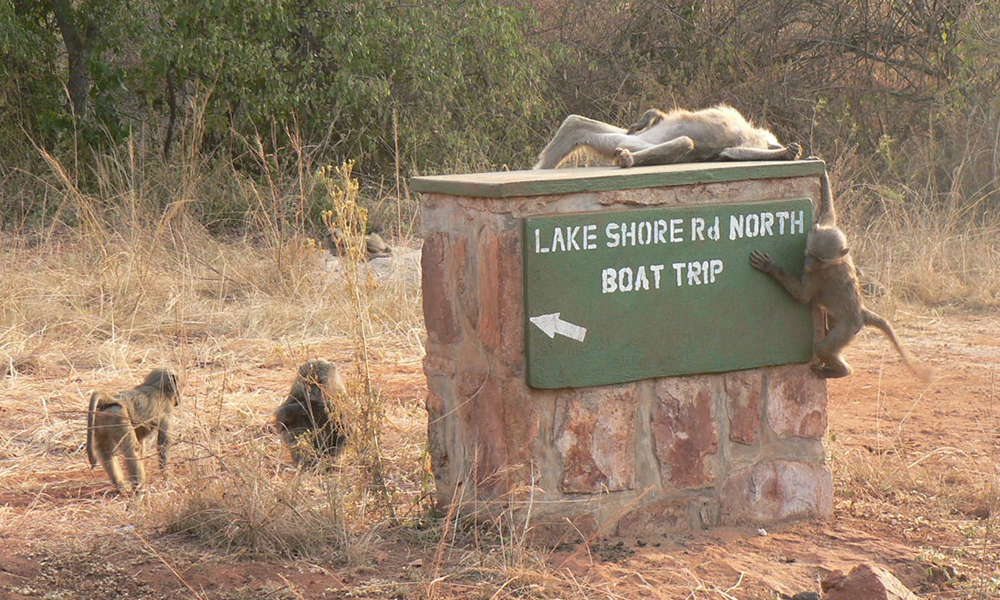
[2,310,999,599]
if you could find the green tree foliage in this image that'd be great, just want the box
[0,0,554,228]
[1,0,551,172]
[1,1,64,147]
[2,0,132,148]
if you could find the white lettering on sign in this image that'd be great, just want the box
[535,224,600,253]
[671,259,724,287]
[729,210,805,241]
[602,260,727,293]
[532,208,805,255]
[670,218,684,242]
[689,216,722,241]
[602,264,666,294]
[606,219,675,248]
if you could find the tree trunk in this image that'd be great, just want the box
[49,0,90,119]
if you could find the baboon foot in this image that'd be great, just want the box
[614,147,635,168]
[810,361,852,379]
[785,142,803,160]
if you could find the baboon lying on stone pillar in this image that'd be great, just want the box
[535,104,802,169]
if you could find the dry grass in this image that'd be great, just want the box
[0,145,428,567]
[832,152,1000,311]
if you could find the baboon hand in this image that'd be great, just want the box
[614,147,635,168]
[786,142,803,160]
[749,250,774,272]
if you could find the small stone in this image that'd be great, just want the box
[822,569,847,592]
[823,563,919,600]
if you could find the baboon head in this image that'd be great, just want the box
[322,227,347,255]
[804,226,849,272]
[143,368,182,406]
[295,359,346,403]
[298,358,332,385]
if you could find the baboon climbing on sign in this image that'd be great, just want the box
[749,169,931,380]
[86,368,182,492]
[534,104,802,169]
[273,359,348,467]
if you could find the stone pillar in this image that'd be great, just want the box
[413,162,833,537]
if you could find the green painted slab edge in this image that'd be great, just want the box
[411,159,826,198]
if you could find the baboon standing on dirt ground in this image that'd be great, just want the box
[534,104,802,169]
[273,359,348,467]
[749,170,931,381]
[86,368,182,493]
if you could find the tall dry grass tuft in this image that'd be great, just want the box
[832,150,1000,311]
[152,442,352,559]
[138,162,413,561]
[318,161,397,520]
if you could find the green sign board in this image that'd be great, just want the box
[523,198,815,389]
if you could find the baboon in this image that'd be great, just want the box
[323,227,392,260]
[749,170,930,380]
[534,104,802,169]
[274,359,348,467]
[86,368,182,492]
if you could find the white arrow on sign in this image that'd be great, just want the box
[529,312,587,342]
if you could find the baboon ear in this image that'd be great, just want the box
[840,247,850,256]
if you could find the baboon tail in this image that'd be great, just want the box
[86,391,100,469]
[862,309,933,382]
[816,170,837,227]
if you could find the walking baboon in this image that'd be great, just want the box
[274,359,348,467]
[86,368,182,492]
[534,104,802,169]
[323,227,392,260]
[749,170,931,380]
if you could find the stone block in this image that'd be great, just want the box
[822,563,919,600]
[528,512,601,545]
[652,377,719,489]
[424,376,454,503]
[616,499,694,537]
[421,232,461,345]
[423,353,456,378]
[725,370,762,445]
[495,377,538,477]
[720,460,833,525]
[457,371,509,494]
[477,229,523,368]
[766,365,827,439]
[451,234,478,329]
[554,385,637,494]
